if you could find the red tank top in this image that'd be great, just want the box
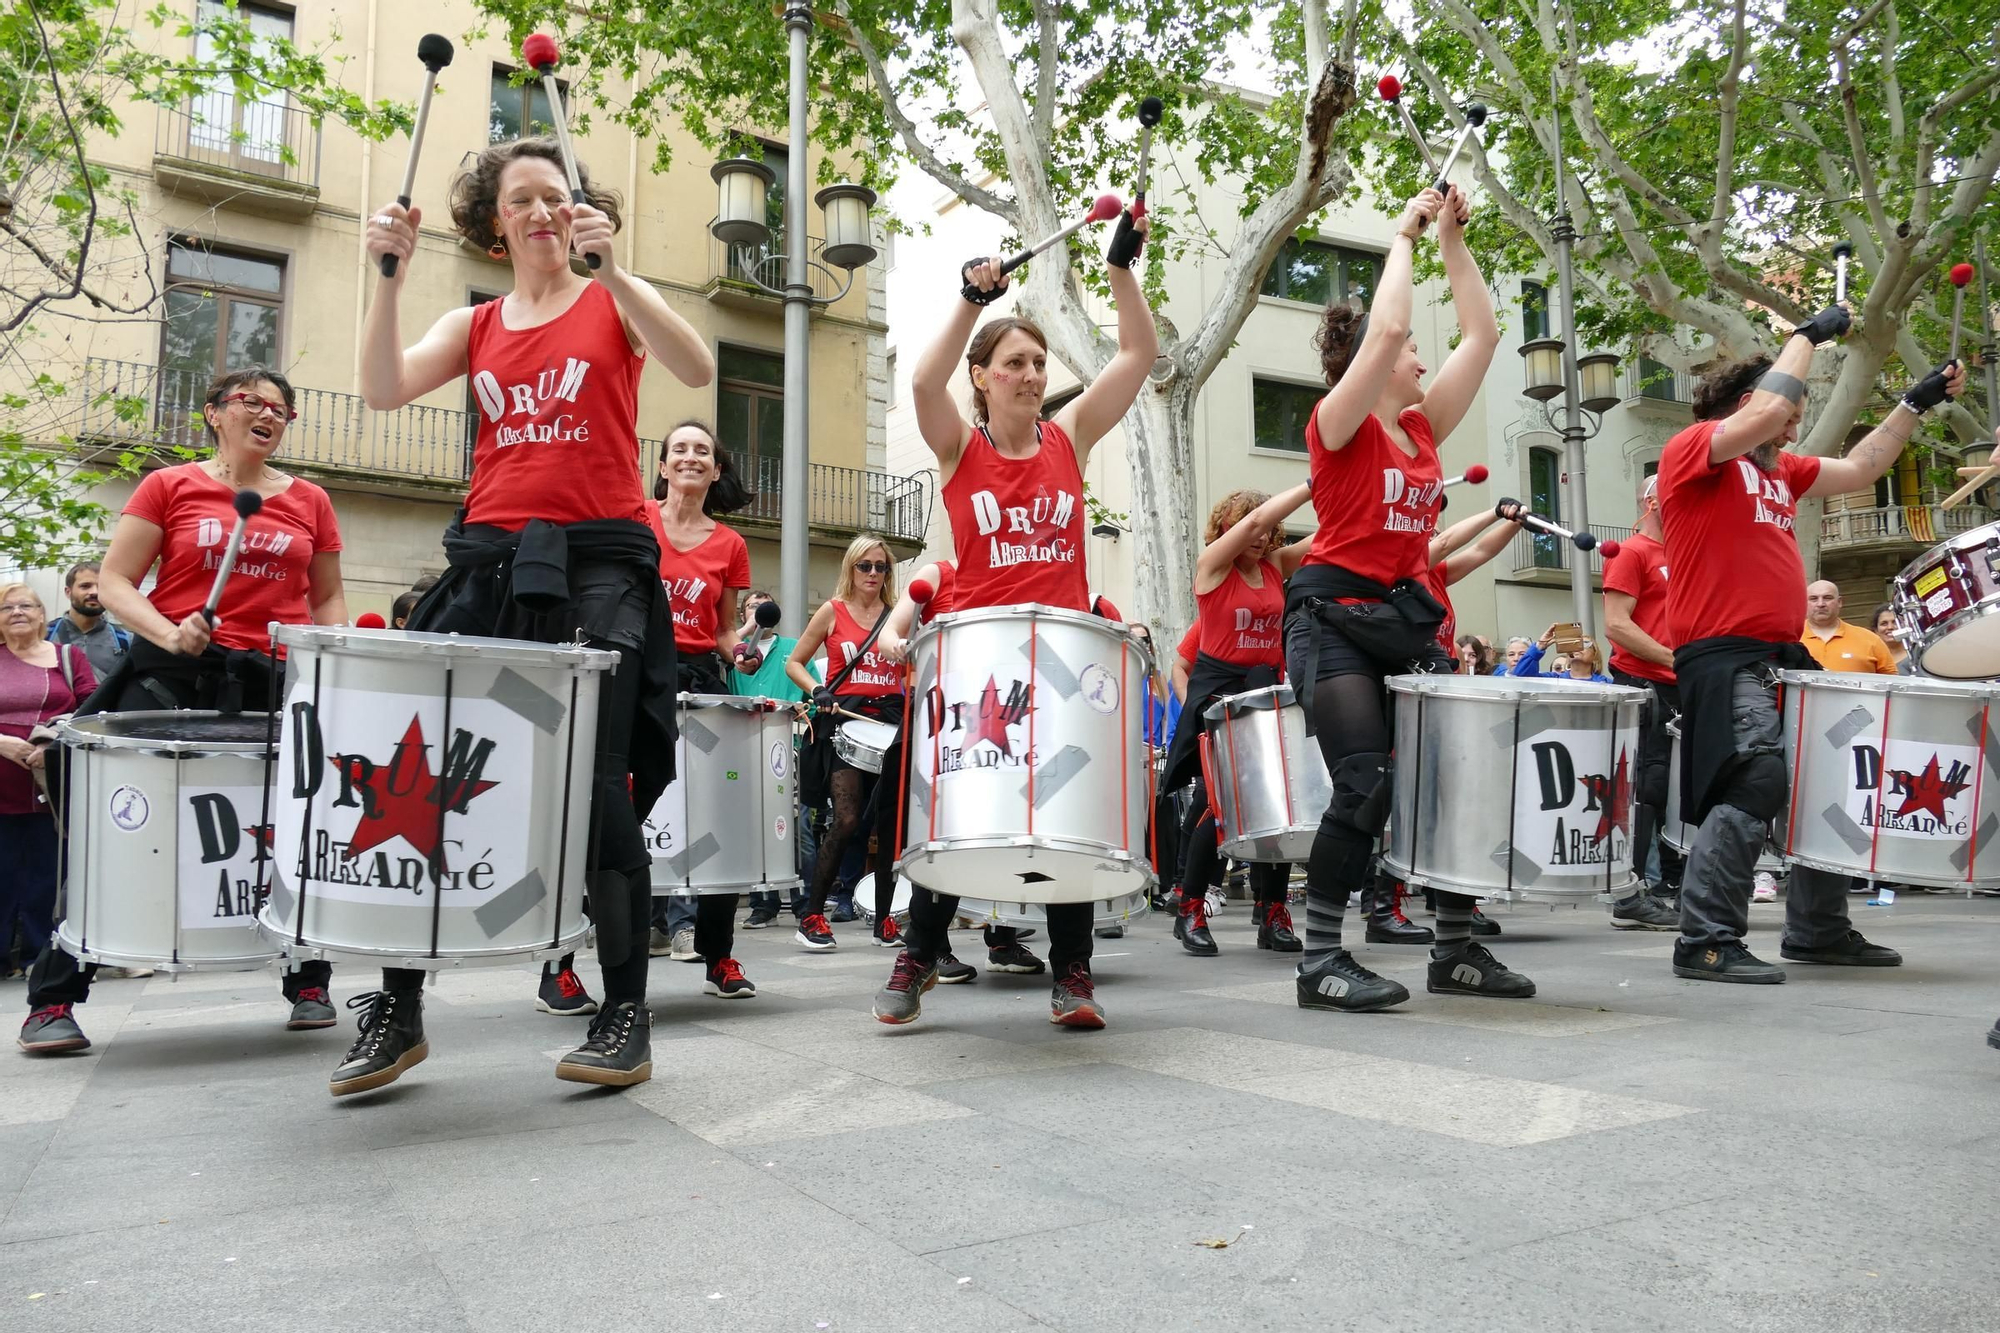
[942,422,1088,612]
[1195,560,1285,669]
[1304,407,1443,586]
[919,560,957,626]
[826,599,901,697]
[1423,562,1457,656]
[463,282,647,530]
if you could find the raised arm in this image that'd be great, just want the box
[911,275,992,473]
[564,202,714,387]
[1055,231,1159,459]
[1418,187,1500,444]
[1310,190,1438,454]
[785,601,838,696]
[1439,506,1524,583]
[359,204,473,411]
[1194,484,1312,594]
[1805,362,1965,497]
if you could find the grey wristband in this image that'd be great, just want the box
[1757,371,1806,404]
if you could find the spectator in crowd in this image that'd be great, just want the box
[1868,601,1914,675]
[1511,625,1612,682]
[390,589,422,629]
[1453,635,1493,675]
[1800,581,1896,674]
[45,561,129,681]
[1,585,97,979]
[1500,636,1532,674]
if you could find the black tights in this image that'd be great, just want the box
[1178,778,1288,907]
[805,755,899,922]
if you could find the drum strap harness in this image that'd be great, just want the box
[1283,564,1447,734]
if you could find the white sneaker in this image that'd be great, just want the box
[670,927,699,962]
[1751,872,1778,903]
[1205,888,1225,917]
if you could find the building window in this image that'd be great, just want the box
[1252,377,1320,453]
[1528,446,1563,569]
[1260,238,1382,307]
[1637,354,1681,402]
[162,241,284,382]
[717,345,784,501]
[1522,281,1550,342]
[490,65,569,143]
[190,0,293,172]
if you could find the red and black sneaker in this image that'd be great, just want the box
[287,986,339,1029]
[703,958,757,999]
[18,1003,89,1054]
[872,950,939,1024]
[795,913,837,952]
[1050,962,1106,1029]
[536,964,600,1016]
[873,914,903,948]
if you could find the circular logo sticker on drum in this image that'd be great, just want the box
[109,785,150,832]
[769,741,788,779]
[1080,664,1120,714]
[775,815,788,841]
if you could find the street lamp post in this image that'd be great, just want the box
[708,2,877,633]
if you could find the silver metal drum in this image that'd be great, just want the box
[262,627,610,969]
[56,712,282,972]
[957,887,1151,932]
[1662,718,1780,872]
[1382,674,1645,903]
[899,604,1154,903]
[645,694,801,896]
[1201,684,1328,863]
[833,717,897,774]
[1774,670,2000,889]
[1891,520,2000,679]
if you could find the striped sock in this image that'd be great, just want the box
[1303,883,1346,964]
[1432,892,1474,958]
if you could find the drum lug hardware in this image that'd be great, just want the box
[1946,554,1968,581]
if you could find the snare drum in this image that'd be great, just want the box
[1662,718,1780,872]
[1893,521,2000,678]
[645,694,801,896]
[854,872,912,922]
[56,712,282,972]
[958,886,1151,932]
[1200,684,1328,863]
[1382,674,1645,903]
[900,604,1154,902]
[261,627,610,968]
[833,718,898,774]
[1775,670,2000,889]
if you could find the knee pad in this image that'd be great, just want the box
[1714,750,1787,824]
[1323,751,1394,840]
[1636,751,1669,812]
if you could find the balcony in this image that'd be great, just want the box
[72,358,930,548]
[153,94,321,219]
[1819,503,1993,556]
[1507,523,1631,584]
[704,223,852,311]
[1621,359,1693,410]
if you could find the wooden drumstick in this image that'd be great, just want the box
[1942,465,1998,510]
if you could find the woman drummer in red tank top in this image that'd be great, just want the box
[1279,184,1528,1017]
[873,213,1159,1031]
[355,136,716,1095]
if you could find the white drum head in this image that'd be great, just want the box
[1916,613,2000,679]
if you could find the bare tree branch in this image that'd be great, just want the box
[3,0,102,335]
[951,0,1055,237]
[1829,34,1893,242]
[1030,0,1058,146]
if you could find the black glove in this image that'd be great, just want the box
[1902,362,1955,414]
[811,686,837,712]
[1794,305,1851,346]
[1495,496,1524,521]
[959,258,1008,306]
[1105,211,1143,269]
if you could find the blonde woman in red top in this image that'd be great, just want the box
[872,213,1157,1030]
[355,135,715,1095]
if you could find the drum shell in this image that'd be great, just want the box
[1775,670,2000,888]
[1893,522,2000,679]
[1381,674,1644,903]
[646,694,801,896]
[833,718,897,775]
[262,627,607,967]
[900,605,1154,903]
[1203,685,1325,863]
[57,712,281,971]
[957,887,1151,931]
[1662,719,1779,872]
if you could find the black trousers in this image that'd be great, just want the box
[1613,670,1684,890]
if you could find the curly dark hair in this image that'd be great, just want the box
[1693,355,1774,421]
[450,137,623,255]
[1313,304,1367,387]
[201,366,296,444]
[654,419,753,517]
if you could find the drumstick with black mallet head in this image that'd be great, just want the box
[1431,103,1489,196]
[1832,242,1853,305]
[1107,97,1165,269]
[379,33,454,278]
[201,490,264,626]
[520,33,599,270]
[961,194,1123,304]
[1499,497,1620,557]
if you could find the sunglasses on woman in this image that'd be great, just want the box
[853,560,891,574]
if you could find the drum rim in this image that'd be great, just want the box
[1380,853,1637,899]
[1776,668,2000,698]
[1204,682,1297,721]
[651,876,805,895]
[1388,673,1645,704]
[1775,848,2000,891]
[678,692,796,711]
[57,710,277,756]
[911,602,1156,670]
[836,717,898,741]
[1894,520,2000,582]
[272,624,618,670]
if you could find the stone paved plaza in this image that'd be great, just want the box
[5,893,1999,1331]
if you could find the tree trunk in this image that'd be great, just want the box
[1122,380,1199,646]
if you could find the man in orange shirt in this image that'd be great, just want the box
[1800,581,1898,674]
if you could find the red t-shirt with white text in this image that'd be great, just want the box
[1657,420,1821,645]
[1195,561,1285,670]
[825,599,901,698]
[647,504,750,654]
[1601,529,1675,683]
[1304,407,1443,587]
[125,463,341,652]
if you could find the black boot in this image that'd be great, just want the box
[556,1000,653,1086]
[329,988,428,1097]
[1365,880,1434,944]
[1176,896,1219,956]
[1469,906,1501,937]
[1256,899,1302,952]
[1295,950,1409,1012]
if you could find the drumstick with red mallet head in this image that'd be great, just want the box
[1442,463,1489,489]
[201,490,264,626]
[1377,75,1443,232]
[519,33,599,270]
[908,578,935,605]
[379,33,454,278]
[1948,262,1976,366]
[961,194,1124,304]
[1499,497,1619,557]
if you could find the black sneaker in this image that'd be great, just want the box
[556,1001,652,1087]
[873,915,905,949]
[744,908,778,930]
[1050,963,1106,1029]
[1780,931,1902,968]
[1469,907,1501,936]
[1988,1017,2000,1051]
[1296,951,1409,1011]
[795,913,837,951]
[1672,940,1786,984]
[1256,901,1302,952]
[1094,923,1126,939]
[536,964,600,1016]
[935,951,976,984]
[987,941,1046,974]
[329,989,427,1097]
[1427,943,1536,998]
[1610,891,1679,932]
[18,1003,90,1054]
[829,899,860,923]
[703,958,757,998]
[286,986,338,1030]
[873,951,938,1025]
[1177,899,1219,957]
